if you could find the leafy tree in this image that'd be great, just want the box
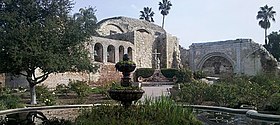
[159,0,172,28]
[0,0,96,104]
[256,5,276,46]
[267,31,280,61]
[74,6,98,36]
[139,7,155,22]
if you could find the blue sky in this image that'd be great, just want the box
[72,0,280,48]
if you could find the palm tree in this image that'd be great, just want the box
[159,0,172,28]
[139,7,155,22]
[256,5,276,46]
[74,6,98,35]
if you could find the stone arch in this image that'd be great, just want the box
[136,29,150,34]
[107,24,124,34]
[119,46,124,61]
[128,47,133,61]
[94,43,103,62]
[107,45,115,63]
[197,52,234,76]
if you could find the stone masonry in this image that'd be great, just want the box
[181,39,278,76]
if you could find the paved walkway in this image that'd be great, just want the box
[140,85,173,101]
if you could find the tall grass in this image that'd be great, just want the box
[75,96,202,125]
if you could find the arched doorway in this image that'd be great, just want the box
[128,47,133,60]
[107,45,115,63]
[201,56,233,76]
[119,46,124,61]
[94,43,103,62]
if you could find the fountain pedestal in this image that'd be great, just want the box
[108,54,144,108]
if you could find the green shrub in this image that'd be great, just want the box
[268,93,280,113]
[55,84,70,96]
[69,80,91,97]
[75,97,202,125]
[36,85,56,106]
[161,68,178,78]
[175,74,280,110]
[134,68,154,81]
[0,94,24,109]
[178,80,208,104]
[193,70,206,79]
[0,101,7,110]
[175,68,193,83]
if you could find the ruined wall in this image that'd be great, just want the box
[134,31,154,68]
[187,39,278,76]
[166,33,181,68]
[88,36,135,63]
[104,32,135,43]
[96,16,165,36]
[179,46,189,68]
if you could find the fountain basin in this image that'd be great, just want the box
[108,89,144,102]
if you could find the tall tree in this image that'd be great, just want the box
[139,7,155,22]
[159,0,172,28]
[0,0,96,104]
[256,5,276,46]
[267,31,280,61]
[74,6,98,36]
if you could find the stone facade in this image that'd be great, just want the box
[3,16,181,88]
[181,39,278,76]
[93,16,181,69]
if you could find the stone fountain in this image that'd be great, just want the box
[108,54,144,108]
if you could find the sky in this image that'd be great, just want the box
[72,0,280,49]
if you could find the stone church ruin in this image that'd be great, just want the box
[180,39,278,77]
[3,16,181,88]
[1,16,279,88]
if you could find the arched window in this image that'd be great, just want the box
[128,47,133,61]
[107,45,115,63]
[119,46,124,61]
[94,43,103,62]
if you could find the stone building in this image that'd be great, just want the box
[180,39,278,76]
[3,16,181,88]
[89,16,181,69]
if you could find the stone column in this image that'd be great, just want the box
[189,44,196,71]
[103,45,107,63]
[115,46,119,63]
[235,41,242,74]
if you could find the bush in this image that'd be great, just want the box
[36,85,56,106]
[0,94,24,109]
[75,97,202,125]
[193,70,206,79]
[55,84,70,96]
[175,74,280,110]
[161,68,178,78]
[134,68,154,81]
[178,80,208,104]
[267,93,280,113]
[69,80,91,97]
[175,68,193,83]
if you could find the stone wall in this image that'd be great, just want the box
[166,33,181,68]
[134,31,154,68]
[93,63,122,85]
[179,46,189,68]
[104,32,134,43]
[96,16,165,36]
[88,36,134,63]
[187,39,278,76]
